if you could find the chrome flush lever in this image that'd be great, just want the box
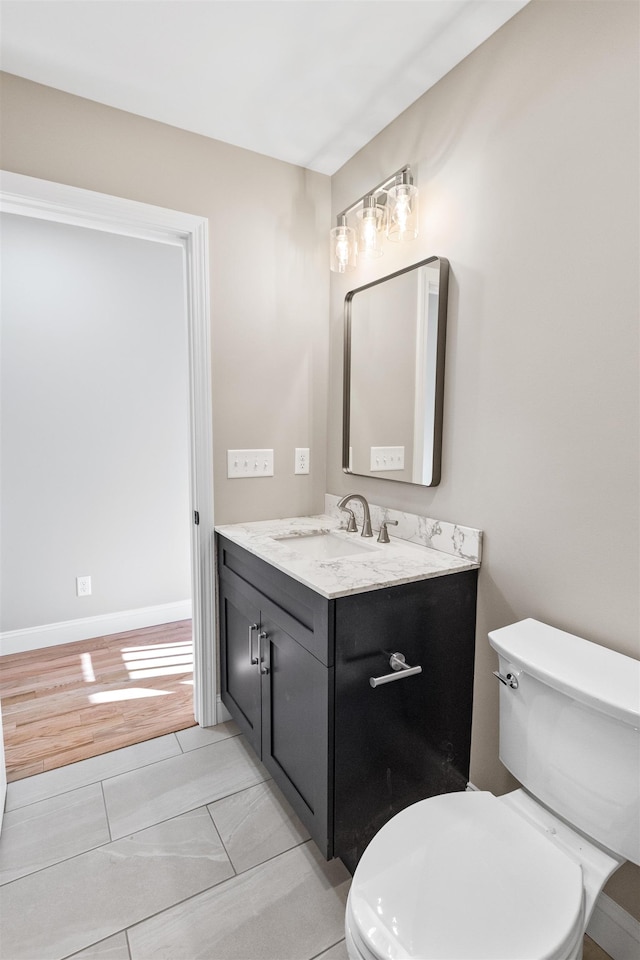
[493,670,519,689]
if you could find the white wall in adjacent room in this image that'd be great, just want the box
[0,213,191,631]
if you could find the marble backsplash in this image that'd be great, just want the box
[324,494,483,565]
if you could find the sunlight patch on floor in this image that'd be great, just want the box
[89,687,172,704]
[123,653,193,669]
[121,641,192,654]
[80,652,96,682]
[126,665,194,680]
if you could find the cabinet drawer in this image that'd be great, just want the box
[217,535,334,666]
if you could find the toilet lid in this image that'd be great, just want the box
[348,791,584,960]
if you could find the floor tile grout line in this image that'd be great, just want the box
[123,837,319,949]
[106,771,274,843]
[1,781,278,892]
[100,778,113,843]
[4,743,184,811]
[4,729,241,813]
[174,729,242,755]
[308,938,347,960]
[59,928,131,960]
[4,816,249,956]
[0,799,234,890]
[231,836,313,877]
[204,801,238,877]
[3,773,296,892]
[106,785,270,842]
[124,925,133,960]
[0,832,115,889]
[121,858,248,946]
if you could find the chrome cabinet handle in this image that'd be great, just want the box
[370,652,422,688]
[493,670,519,689]
[248,622,259,665]
[258,631,269,675]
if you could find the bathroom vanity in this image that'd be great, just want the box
[216,504,481,872]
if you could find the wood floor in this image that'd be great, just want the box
[0,620,196,782]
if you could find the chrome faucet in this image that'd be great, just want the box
[337,494,373,537]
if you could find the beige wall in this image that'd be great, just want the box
[0,71,330,526]
[329,0,639,916]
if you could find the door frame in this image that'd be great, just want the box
[0,170,217,727]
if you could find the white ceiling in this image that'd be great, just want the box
[0,0,529,175]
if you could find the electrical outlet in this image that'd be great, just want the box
[227,449,274,478]
[294,447,310,475]
[76,575,92,597]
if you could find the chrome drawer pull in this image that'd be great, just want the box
[493,670,518,689]
[248,623,259,665]
[370,652,422,688]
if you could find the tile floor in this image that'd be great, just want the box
[0,722,350,960]
[0,721,613,960]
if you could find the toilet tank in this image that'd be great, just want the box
[489,619,640,865]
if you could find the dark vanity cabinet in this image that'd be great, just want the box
[217,542,333,853]
[217,534,478,873]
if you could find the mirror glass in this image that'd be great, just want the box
[343,256,449,487]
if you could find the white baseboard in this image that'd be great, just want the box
[0,600,192,656]
[587,891,640,960]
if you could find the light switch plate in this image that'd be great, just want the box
[227,449,274,478]
[370,446,405,472]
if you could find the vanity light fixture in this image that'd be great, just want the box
[329,214,357,274]
[356,194,386,259]
[329,165,418,273]
[387,168,419,242]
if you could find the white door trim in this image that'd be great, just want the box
[0,170,217,727]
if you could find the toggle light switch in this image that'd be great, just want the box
[370,446,405,472]
[227,449,274,478]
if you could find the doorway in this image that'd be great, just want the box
[0,173,216,806]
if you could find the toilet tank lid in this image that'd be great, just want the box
[489,619,640,726]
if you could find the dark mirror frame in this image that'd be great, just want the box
[343,256,449,487]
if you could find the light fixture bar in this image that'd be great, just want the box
[329,164,417,273]
[335,165,411,223]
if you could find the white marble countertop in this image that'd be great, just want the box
[215,514,480,599]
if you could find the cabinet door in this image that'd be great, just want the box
[260,612,333,858]
[218,579,262,756]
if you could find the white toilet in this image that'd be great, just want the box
[345,618,640,960]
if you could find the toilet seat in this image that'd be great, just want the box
[347,791,585,960]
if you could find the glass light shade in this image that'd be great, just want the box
[387,181,418,241]
[356,196,386,259]
[330,222,357,273]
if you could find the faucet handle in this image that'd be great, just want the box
[342,509,358,533]
[377,519,398,543]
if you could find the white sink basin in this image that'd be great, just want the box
[272,531,378,560]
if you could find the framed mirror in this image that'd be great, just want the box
[343,256,449,487]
